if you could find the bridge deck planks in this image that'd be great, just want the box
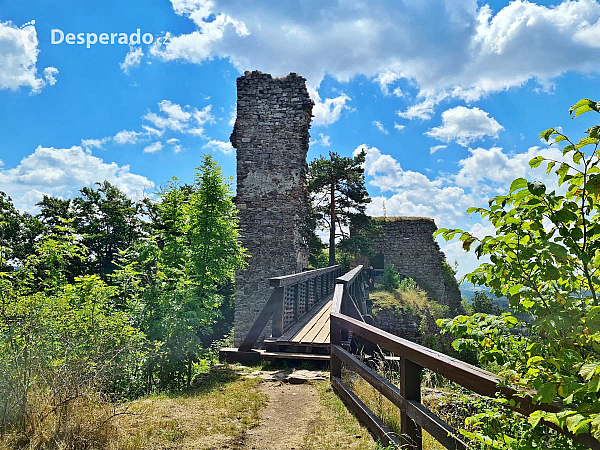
[263,295,333,347]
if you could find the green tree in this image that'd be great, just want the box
[308,150,370,265]
[471,291,502,315]
[73,181,144,277]
[115,155,247,389]
[437,98,600,445]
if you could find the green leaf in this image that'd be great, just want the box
[509,178,528,193]
[536,382,559,404]
[527,356,544,366]
[529,156,545,168]
[539,128,555,142]
[546,161,556,174]
[579,363,599,381]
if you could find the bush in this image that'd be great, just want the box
[382,264,400,291]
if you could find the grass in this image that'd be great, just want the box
[110,369,267,450]
[303,380,377,450]
[343,369,449,450]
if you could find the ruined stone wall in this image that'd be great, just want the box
[367,217,463,315]
[231,71,313,347]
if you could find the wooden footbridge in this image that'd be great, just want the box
[221,265,600,449]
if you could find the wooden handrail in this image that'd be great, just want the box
[270,264,341,287]
[330,265,600,449]
[336,264,363,285]
[239,264,342,352]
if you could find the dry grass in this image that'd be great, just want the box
[344,371,446,450]
[303,380,377,450]
[110,370,266,450]
[0,369,267,450]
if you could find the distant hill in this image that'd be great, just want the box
[460,280,509,310]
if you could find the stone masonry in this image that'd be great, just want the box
[367,217,463,315]
[231,71,313,347]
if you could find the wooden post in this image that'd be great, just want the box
[293,283,299,322]
[401,357,423,450]
[271,286,285,338]
[304,279,310,312]
[331,325,342,378]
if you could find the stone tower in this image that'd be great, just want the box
[230,71,313,347]
[362,217,463,315]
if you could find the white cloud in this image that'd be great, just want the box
[454,145,564,189]
[120,45,144,74]
[0,146,153,212]
[43,67,59,86]
[113,129,141,145]
[151,0,600,120]
[425,106,503,147]
[203,139,234,155]
[310,133,331,147]
[393,123,405,131]
[373,120,388,134]
[430,144,447,154]
[81,138,109,149]
[143,100,215,136]
[0,21,57,93]
[143,142,163,153]
[397,98,439,121]
[309,89,351,126]
[167,138,183,153]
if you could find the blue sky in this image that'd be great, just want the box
[1,0,600,275]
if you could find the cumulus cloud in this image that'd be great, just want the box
[430,144,447,154]
[309,89,351,126]
[43,67,59,86]
[454,145,564,189]
[0,21,58,93]
[143,100,215,136]
[0,146,153,212]
[310,133,331,147]
[202,139,234,155]
[394,123,405,131]
[150,0,600,120]
[81,138,109,149]
[113,130,141,145]
[143,142,163,153]
[166,138,183,153]
[425,106,503,146]
[120,45,144,74]
[373,120,388,134]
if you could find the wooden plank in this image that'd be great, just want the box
[257,349,330,361]
[295,299,332,343]
[291,300,331,342]
[314,316,331,344]
[239,288,279,351]
[401,357,423,450]
[331,345,466,450]
[331,284,344,314]
[336,265,363,286]
[271,286,285,338]
[331,376,401,447]
[273,295,332,343]
[270,265,340,287]
[331,312,534,413]
[405,400,467,450]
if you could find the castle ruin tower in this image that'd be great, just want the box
[230,71,313,347]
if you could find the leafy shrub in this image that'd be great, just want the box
[437,98,600,445]
[398,277,418,292]
[382,264,400,291]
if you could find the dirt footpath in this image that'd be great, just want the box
[240,382,321,450]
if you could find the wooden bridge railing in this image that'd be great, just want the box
[330,265,600,450]
[239,264,342,352]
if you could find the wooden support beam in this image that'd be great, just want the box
[401,357,423,450]
[331,376,401,448]
[271,286,285,338]
[331,345,466,450]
